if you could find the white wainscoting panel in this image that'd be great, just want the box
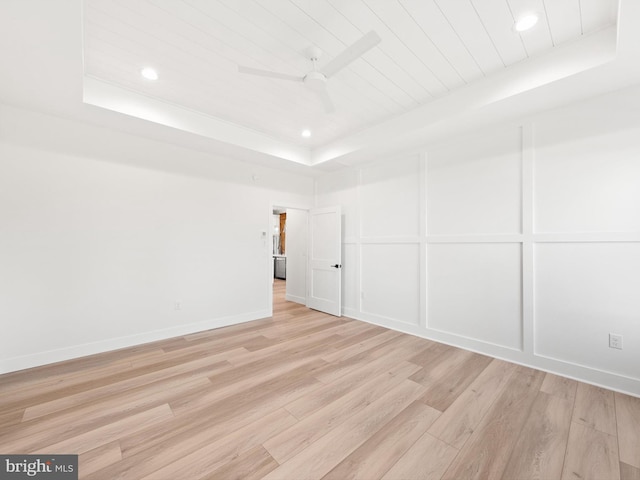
[315,168,359,241]
[535,242,640,380]
[534,126,640,233]
[427,126,522,235]
[427,242,523,350]
[360,156,420,238]
[342,243,359,310]
[361,243,420,325]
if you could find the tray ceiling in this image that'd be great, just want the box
[82,0,618,166]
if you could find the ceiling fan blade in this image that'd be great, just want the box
[317,89,335,113]
[238,65,303,82]
[321,30,381,78]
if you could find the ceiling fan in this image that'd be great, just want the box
[238,31,381,113]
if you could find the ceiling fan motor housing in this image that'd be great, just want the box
[304,71,328,92]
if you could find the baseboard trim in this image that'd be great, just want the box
[342,307,640,398]
[0,310,269,375]
[285,294,306,305]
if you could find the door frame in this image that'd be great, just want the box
[267,202,310,317]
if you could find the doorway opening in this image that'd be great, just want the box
[267,204,343,318]
[268,205,308,317]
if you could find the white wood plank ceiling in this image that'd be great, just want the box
[83,0,618,149]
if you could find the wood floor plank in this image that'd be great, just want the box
[261,380,426,480]
[440,365,545,480]
[621,462,640,480]
[114,360,323,460]
[170,358,327,417]
[419,351,493,411]
[244,313,345,342]
[319,329,402,363]
[561,421,620,480]
[325,324,391,351]
[130,408,296,480]
[182,319,275,342]
[314,334,428,385]
[30,404,174,455]
[203,445,279,480]
[615,392,640,468]
[380,432,458,480]
[284,354,420,420]
[427,358,516,449]
[321,400,441,480]
[0,345,167,392]
[500,391,573,480]
[78,441,122,478]
[125,349,177,368]
[3,345,240,417]
[1,376,211,453]
[0,352,167,409]
[205,348,326,392]
[20,356,231,421]
[264,361,421,464]
[407,341,451,367]
[99,400,302,479]
[161,330,273,353]
[540,372,578,403]
[0,408,24,430]
[573,382,617,435]
[228,331,343,368]
[408,347,474,388]
[268,318,349,342]
[117,364,323,460]
[296,320,373,345]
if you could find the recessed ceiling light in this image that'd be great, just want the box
[301,129,311,138]
[141,67,158,80]
[514,14,538,32]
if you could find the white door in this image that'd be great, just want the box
[306,206,342,316]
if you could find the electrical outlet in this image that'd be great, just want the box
[174,301,182,311]
[609,333,623,350]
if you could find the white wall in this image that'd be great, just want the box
[0,104,314,373]
[315,84,640,396]
[285,209,308,304]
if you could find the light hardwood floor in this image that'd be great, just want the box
[1,279,639,479]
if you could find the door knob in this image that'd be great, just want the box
[331,264,342,268]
